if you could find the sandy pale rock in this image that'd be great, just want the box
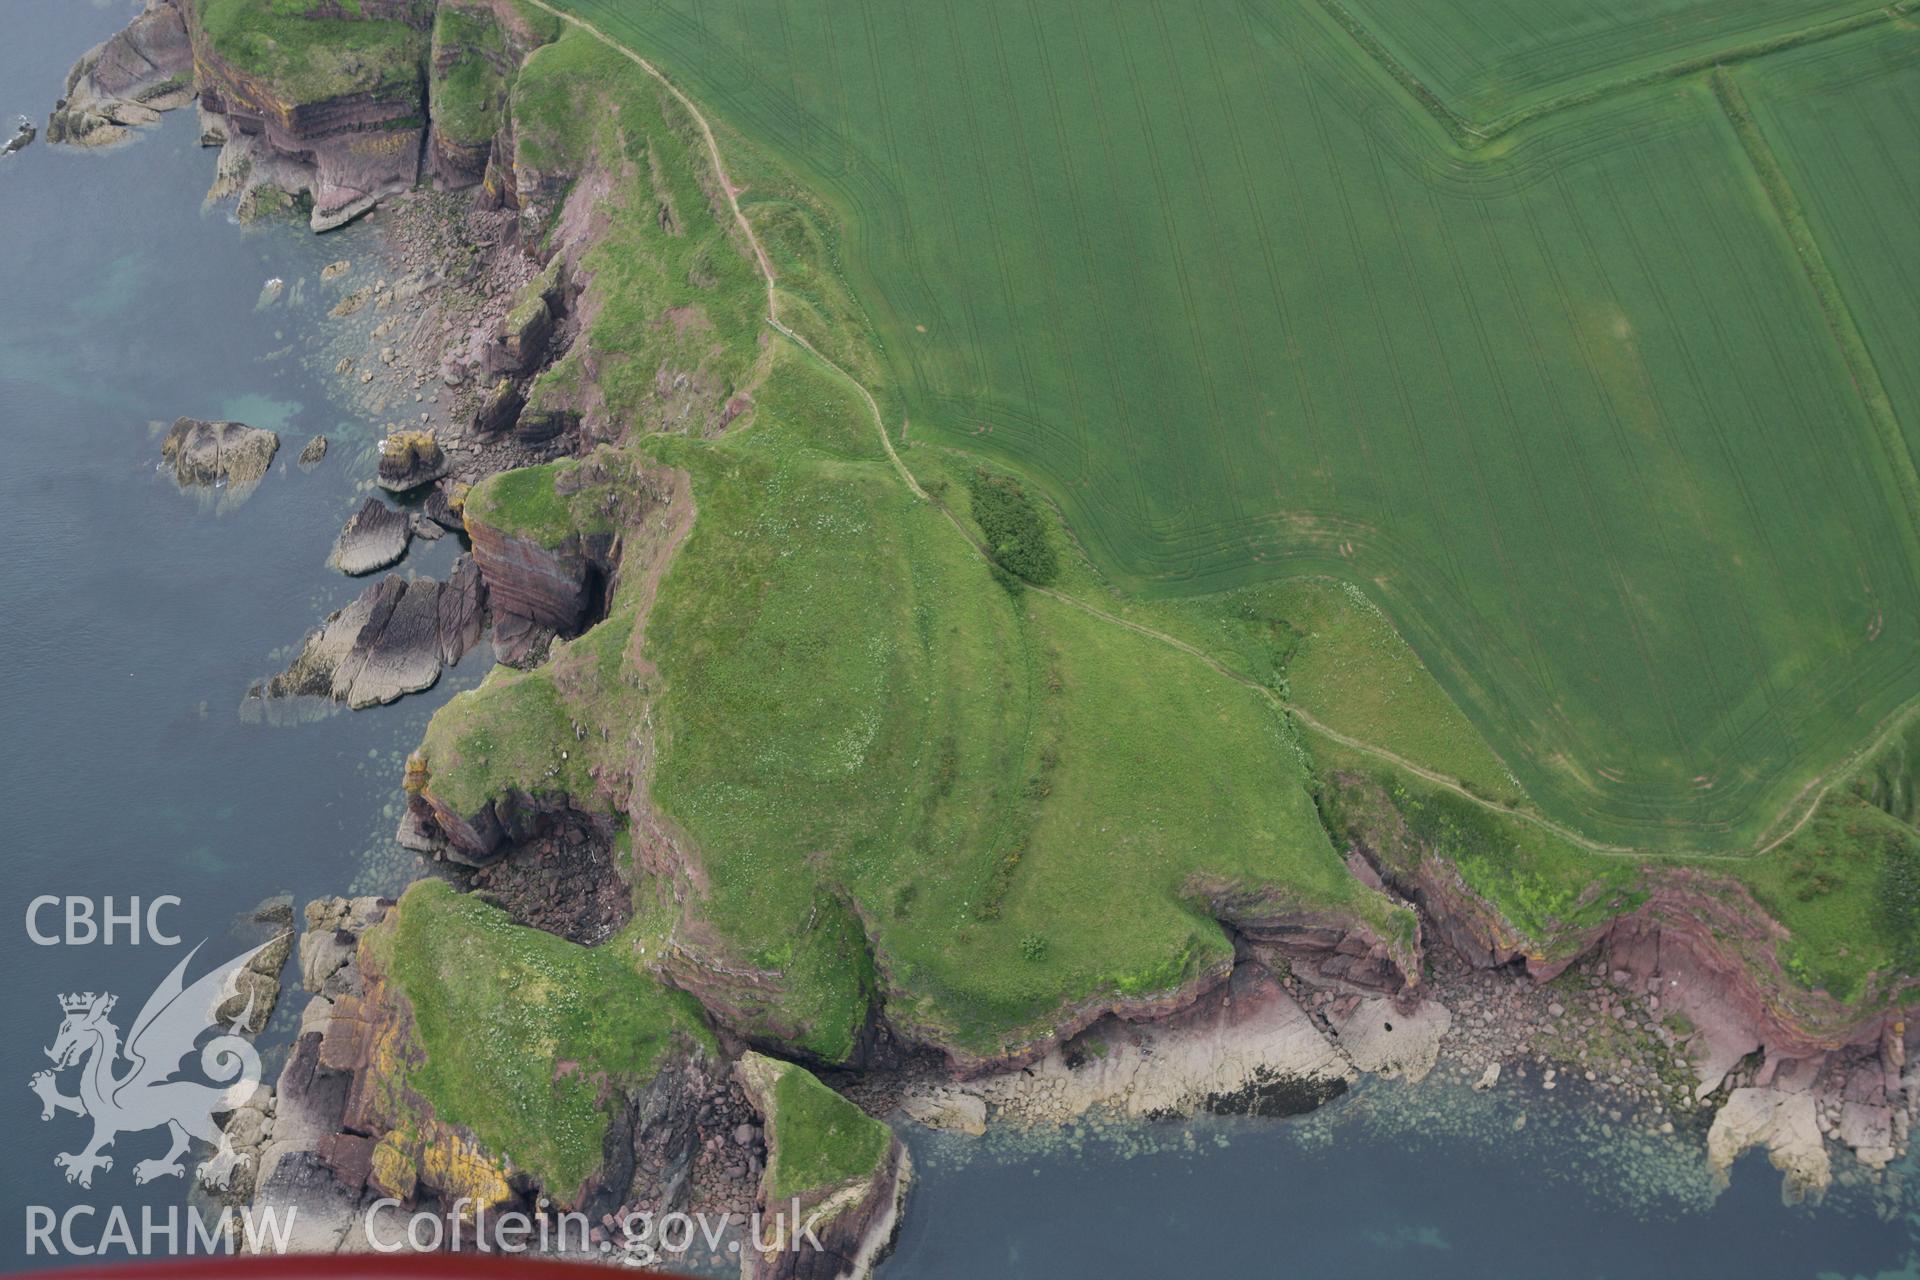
[1331,997,1452,1084]
[1837,1101,1897,1170]
[1707,1087,1831,1204]
[900,1091,987,1136]
[974,967,1354,1124]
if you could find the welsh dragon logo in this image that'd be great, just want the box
[29,940,280,1190]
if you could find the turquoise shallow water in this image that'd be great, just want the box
[1,4,1916,1276]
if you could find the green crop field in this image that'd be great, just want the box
[387,0,1920,1099]
[1739,26,1920,474]
[526,0,1920,856]
[415,30,1411,1065]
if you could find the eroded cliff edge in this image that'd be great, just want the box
[55,1,1920,1271]
[50,0,558,231]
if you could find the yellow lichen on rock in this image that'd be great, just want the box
[403,750,430,796]
[368,1134,418,1201]
[377,429,452,492]
[382,429,441,463]
[420,1133,514,1212]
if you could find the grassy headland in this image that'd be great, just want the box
[412,21,1412,1068]
[193,0,430,105]
[367,880,715,1197]
[393,0,1920,1134]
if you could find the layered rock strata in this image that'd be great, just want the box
[46,0,194,147]
[250,557,486,712]
[327,497,413,576]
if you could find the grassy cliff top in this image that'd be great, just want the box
[428,3,512,144]
[737,1053,892,1202]
[1318,695,1920,1009]
[427,1,561,144]
[368,880,714,1198]
[417,610,639,818]
[527,342,1410,1063]
[194,0,428,105]
[508,29,762,421]
[463,448,629,549]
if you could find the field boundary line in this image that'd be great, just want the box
[523,0,1912,867]
[1313,0,1900,148]
[1482,6,1899,140]
[1312,0,1480,146]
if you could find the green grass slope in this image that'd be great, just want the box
[417,611,638,819]
[539,0,1920,857]
[734,1054,893,1203]
[429,3,538,147]
[464,448,631,549]
[641,353,1408,1061]
[508,29,763,428]
[368,880,715,1197]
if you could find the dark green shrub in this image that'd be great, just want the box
[966,469,1058,589]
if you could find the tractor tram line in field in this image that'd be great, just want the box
[1711,70,1920,544]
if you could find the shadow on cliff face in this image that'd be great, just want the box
[457,806,632,945]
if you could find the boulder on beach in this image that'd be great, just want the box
[423,481,468,533]
[471,377,524,439]
[329,286,373,319]
[327,497,412,576]
[481,294,554,377]
[900,1091,987,1136]
[161,416,279,508]
[1327,996,1451,1084]
[215,898,294,1036]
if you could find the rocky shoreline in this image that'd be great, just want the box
[45,3,1920,1276]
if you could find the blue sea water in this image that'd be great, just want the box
[0,1,476,1263]
[1,4,1915,1277]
